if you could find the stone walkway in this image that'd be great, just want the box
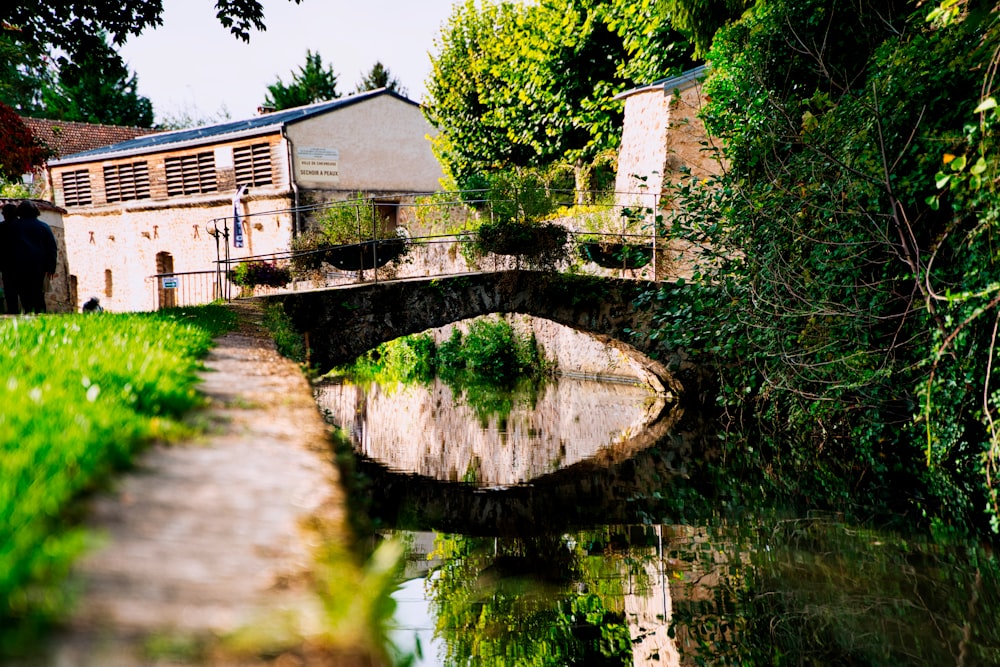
[27,305,372,666]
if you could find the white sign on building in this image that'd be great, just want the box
[295,146,340,184]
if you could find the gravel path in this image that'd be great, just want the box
[28,304,364,666]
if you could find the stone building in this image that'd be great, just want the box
[613,65,721,210]
[46,89,444,312]
[612,65,724,278]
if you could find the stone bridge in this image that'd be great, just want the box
[265,270,692,396]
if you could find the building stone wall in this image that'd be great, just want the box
[661,83,723,197]
[613,73,725,280]
[615,77,722,209]
[63,191,294,312]
[285,95,443,195]
[615,90,672,212]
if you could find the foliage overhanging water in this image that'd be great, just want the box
[317,366,1000,666]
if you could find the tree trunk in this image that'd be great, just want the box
[573,159,592,205]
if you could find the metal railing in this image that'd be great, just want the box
[147,270,226,310]
[148,190,672,310]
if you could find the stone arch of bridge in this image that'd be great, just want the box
[350,401,691,536]
[265,270,684,395]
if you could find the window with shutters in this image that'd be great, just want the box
[61,169,93,206]
[104,161,150,203]
[233,143,274,187]
[165,152,217,196]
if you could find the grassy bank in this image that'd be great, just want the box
[0,305,235,653]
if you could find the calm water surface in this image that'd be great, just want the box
[316,374,1000,666]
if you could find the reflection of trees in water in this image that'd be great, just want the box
[427,531,635,667]
[328,372,1000,664]
[666,516,1000,666]
[409,516,1000,667]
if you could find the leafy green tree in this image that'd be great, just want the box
[428,533,633,666]
[424,0,525,189]
[1,0,301,67]
[424,0,693,192]
[658,0,1000,529]
[38,36,153,126]
[355,61,407,96]
[3,0,299,123]
[0,31,46,115]
[657,0,750,57]
[263,50,340,110]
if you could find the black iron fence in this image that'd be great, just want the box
[146,270,225,310]
[147,191,674,310]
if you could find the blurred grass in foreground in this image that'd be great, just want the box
[0,305,235,654]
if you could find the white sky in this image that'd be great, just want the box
[119,0,458,124]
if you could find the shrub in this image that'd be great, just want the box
[229,261,292,288]
[467,219,569,270]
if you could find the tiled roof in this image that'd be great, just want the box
[50,88,414,166]
[21,117,159,159]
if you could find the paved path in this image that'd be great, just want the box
[30,305,368,666]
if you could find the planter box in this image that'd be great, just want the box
[477,223,567,257]
[322,239,407,271]
[578,242,652,269]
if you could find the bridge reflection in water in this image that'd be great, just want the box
[317,367,1000,666]
[315,375,671,488]
[316,366,694,666]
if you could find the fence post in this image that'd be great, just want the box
[352,204,361,284]
[371,197,379,285]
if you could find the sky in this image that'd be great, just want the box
[118,0,459,125]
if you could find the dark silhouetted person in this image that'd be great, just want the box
[5,201,58,314]
[0,203,16,311]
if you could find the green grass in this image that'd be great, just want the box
[0,305,235,654]
[262,303,307,364]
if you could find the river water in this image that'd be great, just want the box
[315,371,1000,666]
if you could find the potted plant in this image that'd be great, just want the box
[229,260,292,289]
[462,171,570,270]
[571,204,655,270]
[290,196,410,277]
[577,239,653,269]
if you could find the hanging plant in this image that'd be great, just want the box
[229,260,292,288]
[470,219,569,269]
[290,230,410,274]
[321,237,409,271]
[577,239,653,269]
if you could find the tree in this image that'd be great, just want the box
[1,0,302,69]
[263,50,340,111]
[3,0,300,123]
[658,0,751,57]
[656,0,1000,529]
[424,0,693,193]
[0,102,50,181]
[355,61,407,96]
[0,30,46,115]
[38,36,153,126]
